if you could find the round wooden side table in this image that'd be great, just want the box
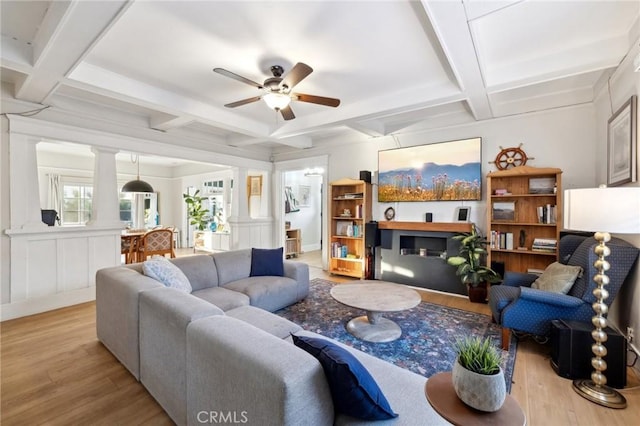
[425,372,525,426]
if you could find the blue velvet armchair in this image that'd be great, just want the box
[489,235,639,350]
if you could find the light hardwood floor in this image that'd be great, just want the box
[2,250,639,425]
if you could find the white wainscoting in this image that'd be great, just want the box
[228,217,274,250]
[2,226,122,320]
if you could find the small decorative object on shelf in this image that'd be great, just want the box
[328,178,372,278]
[487,166,562,274]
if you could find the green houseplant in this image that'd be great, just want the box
[451,336,506,412]
[183,190,209,231]
[447,225,501,302]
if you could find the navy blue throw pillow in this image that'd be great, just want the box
[292,334,398,420]
[250,247,284,277]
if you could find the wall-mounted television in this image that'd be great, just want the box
[378,137,482,202]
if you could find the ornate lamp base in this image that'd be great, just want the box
[573,379,627,409]
[571,231,627,410]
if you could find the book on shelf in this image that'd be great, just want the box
[527,268,545,276]
[537,204,557,224]
[331,242,349,258]
[505,232,514,250]
[493,189,512,196]
[532,237,557,252]
[490,230,514,250]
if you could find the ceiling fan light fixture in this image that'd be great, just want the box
[263,92,291,110]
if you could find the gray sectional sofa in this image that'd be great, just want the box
[96,249,448,425]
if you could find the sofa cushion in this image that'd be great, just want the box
[142,256,192,293]
[531,262,583,294]
[191,287,250,311]
[170,255,218,291]
[223,276,300,312]
[213,249,252,285]
[250,247,284,277]
[292,334,398,421]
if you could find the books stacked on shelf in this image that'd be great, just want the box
[490,231,514,250]
[537,204,557,224]
[331,242,358,259]
[532,238,557,253]
[331,242,347,258]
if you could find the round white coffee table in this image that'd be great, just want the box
[330,281,421,343]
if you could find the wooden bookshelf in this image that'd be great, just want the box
[486,166,562,274]
[328,178,372,278]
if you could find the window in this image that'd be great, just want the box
[120,192,133,226]
[62,183,92,225]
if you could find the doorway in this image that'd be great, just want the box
[275,155,328,270]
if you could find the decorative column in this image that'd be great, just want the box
[229,167,250,221]
[87,146,123,228]
[9,135,46,230]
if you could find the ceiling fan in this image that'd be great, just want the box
[213,62,340,121]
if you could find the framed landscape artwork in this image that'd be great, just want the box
[377,137,482,202]
[607,95,637,186]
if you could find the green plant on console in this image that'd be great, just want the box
[453,336,502,376]
[183,190,209,231]
[447,225,501,287]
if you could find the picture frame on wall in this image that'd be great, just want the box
[248,175,263,196]
[298,185,311,207]
[607,95,637,186]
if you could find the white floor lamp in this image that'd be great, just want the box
[564,187,640,409]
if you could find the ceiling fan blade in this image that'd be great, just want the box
[281,63,313,91]
[294,93,340,107]
[280,105,295,121]
[214,68,263,89]
[224,96,262,108]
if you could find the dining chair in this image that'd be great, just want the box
[121,238,133,264]
[137,228,176,261]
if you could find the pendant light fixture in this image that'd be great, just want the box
[122,154,154,193]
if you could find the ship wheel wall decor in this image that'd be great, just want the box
[490,144,534,170]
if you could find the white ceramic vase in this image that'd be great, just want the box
[451,357,506,412]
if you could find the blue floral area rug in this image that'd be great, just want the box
[275,278,517,392]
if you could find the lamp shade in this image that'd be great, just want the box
[122,179,154,193]
[263,92,291,110]
[564,187,640,233]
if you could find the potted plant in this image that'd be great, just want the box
[447,225,501,303]
[451,336,506,412]
[183,189,210,249]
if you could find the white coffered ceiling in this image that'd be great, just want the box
[1,0,639,156]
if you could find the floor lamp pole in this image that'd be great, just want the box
[572,231,626,409]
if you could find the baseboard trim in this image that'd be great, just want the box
[1,287,96,321]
